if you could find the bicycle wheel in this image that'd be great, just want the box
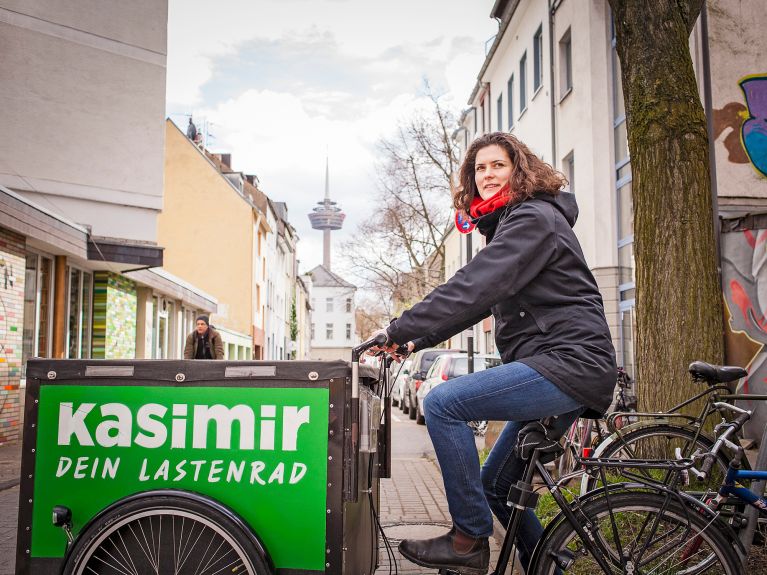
[581,424,733,496]
[63,494,271,575]
[530,490,743,575]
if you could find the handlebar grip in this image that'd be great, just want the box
[699,453,716,478]
[394,343,410,356]
[352,332,389,360]
[733,412,751,430]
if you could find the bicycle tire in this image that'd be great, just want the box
[580,423,735,496]
[529,490,743,575]
[62,494,272,575]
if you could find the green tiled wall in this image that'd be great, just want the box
[92,272,137,359]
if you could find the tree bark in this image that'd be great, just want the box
[609,0,723,414]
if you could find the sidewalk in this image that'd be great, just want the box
[0,441,21,575]
[375,455,516,574]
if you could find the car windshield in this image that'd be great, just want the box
[425,357,445,379]
[450,357,502,377]
[418,352,443,375]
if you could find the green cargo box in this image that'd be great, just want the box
[16,359,390,575]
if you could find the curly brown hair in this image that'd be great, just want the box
[453,132,567,212]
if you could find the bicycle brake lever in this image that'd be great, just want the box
[677,448,707,481]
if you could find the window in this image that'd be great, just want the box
[311,323,315,340]
[496,94,503,131]
[519,52,527,113]
[533,25,543,92]
[563,151,575,194]
[559,28,573,97]
[151,297,170,359]
[326,323,333,340]
[473,107,477,133]
[345,298,352,313]
[507,74,514,129]
[612,13,634,379]
[346,323,351,340]
[66,268,92,359]
[22,253,53,372]
[326,297,333,312]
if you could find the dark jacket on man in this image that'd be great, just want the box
[183,326,225,359]
[386,192,617,414]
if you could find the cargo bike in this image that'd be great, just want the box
[15,335,392,575]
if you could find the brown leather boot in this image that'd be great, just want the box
[398,526,490,575]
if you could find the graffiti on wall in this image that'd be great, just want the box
[714,73,767,178]
[722,222,767,440]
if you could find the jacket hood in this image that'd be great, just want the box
[535,191,579,227]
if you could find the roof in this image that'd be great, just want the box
[307,264,356,289]
[467,0,522,105]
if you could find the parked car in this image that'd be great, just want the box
[390,358,412,407]
[415,353,503,425]
[402,347,461,419]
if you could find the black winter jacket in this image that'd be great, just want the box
[386,192,616,414]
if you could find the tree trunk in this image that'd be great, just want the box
[609,0,723,415]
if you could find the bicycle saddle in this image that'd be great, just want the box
[688,361,747,384]
[516,420,564,463]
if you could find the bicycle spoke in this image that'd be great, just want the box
[69,505,257,575]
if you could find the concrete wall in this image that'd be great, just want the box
[159,121,253,339]
[0,0,168,242]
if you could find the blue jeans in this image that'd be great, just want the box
[422,362,582,569]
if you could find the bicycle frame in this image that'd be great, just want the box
[720,466,767,512]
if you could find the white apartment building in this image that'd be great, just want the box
[264,201,299,360]
[308,265,357,361]
[452,0,767,377]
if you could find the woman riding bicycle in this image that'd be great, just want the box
[374,132,617,574]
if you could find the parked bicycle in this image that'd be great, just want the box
[439,412,745,574]
[581,362,765,495]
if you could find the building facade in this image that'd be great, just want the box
[0,1,218,441]
[160,120,265,361]
[308,265,357,361]
[453,0,767,379]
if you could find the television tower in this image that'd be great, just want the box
[308,157,345,270]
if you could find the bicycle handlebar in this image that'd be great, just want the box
[352,333,388,361]
[686,407,752,479]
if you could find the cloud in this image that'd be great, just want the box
[166,0,498,273]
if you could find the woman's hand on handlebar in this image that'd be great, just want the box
[366,329,414,361]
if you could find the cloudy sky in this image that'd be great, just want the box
[165,0,497,276]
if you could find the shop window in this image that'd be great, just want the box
[22,254,53,373]
[66,268,92,359]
